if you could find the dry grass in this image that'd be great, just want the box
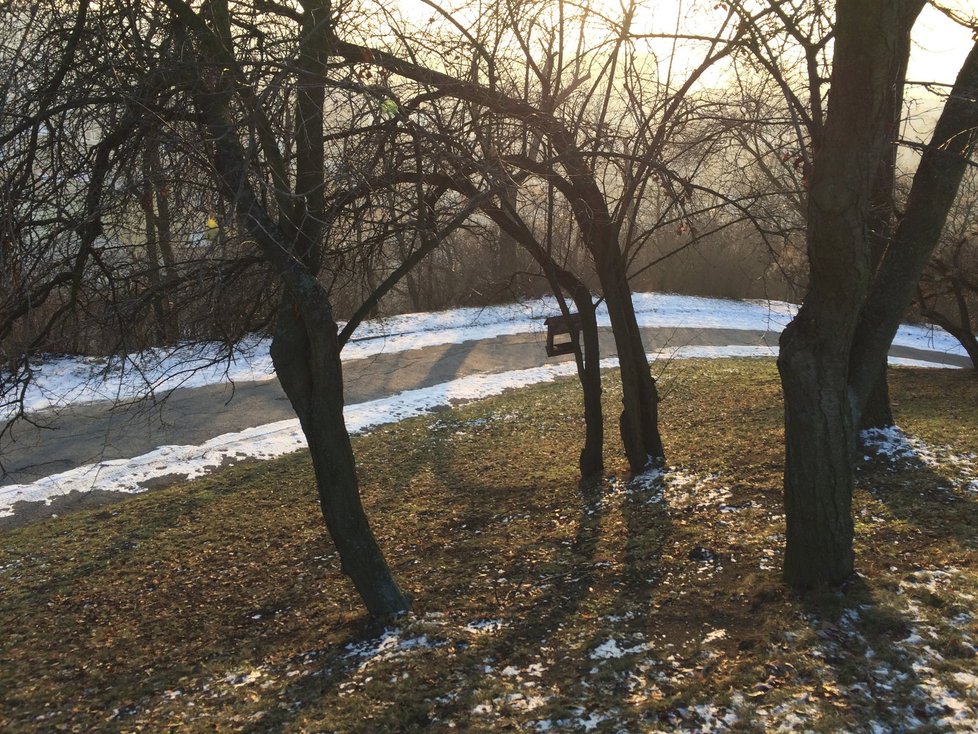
[1,360,977,732]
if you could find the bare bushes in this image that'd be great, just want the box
[630,224,807,303]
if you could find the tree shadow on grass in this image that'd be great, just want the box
[238,406,623,732]
[856,432,978,551]
[795,571,974,731]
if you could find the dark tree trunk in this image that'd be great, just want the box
[778,0,921,587]
[595,248,664,472]
[184,5,412,615]
[271,300,411,617]
[859,367,893,430]
[465,182,607,479]
[854,20,914,433]
[571,292,604,477]
[849,37,978,418]
[779,311,857,585]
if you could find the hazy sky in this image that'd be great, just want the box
[908,2,974,86]
[389,0,974,88]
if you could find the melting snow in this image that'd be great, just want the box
[861,425,977,491]
[590,638,650,660]
[3,291,967,420]
[3,293,972,516]
[343,629,439,673]
[463,619,506,634]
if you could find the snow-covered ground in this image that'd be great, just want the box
[4,292,967,419]
[0,293,972,517]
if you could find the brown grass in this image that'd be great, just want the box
[1,361,976,732]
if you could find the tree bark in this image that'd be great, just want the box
[573,296,604,477]
[849,38,978,419]
[859,370,893,429]
[271,300,410,616]
[779,316,856,584]
[854,11,916,433]
[594,240,664,471]
[778,0,920,587]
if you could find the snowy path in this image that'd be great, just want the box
[1,293,971,526]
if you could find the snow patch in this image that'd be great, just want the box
[343,628,439,672]
[463,619,506,634]
[5,291,967,421]
[590,638,650,660]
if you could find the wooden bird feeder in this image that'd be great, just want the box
[544,312,582,357]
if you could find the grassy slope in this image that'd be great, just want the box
[1,360,977,733]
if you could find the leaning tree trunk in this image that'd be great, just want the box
[475,184,607,478]
[270,299,411,617]
[186,18,411,615]
[849,37,978,419]
[856,26,912,433]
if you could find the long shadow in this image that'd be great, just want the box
[619,472,670,610]
[343,339,482,403]
[1,479,355,732]
[416,406,674,728]
[797,573,968,729]
[227,403,608,732]
[856,433,978,549]
[380,411,611,728]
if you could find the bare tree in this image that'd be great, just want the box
[332,0,751,472]
[2,0,452,615]
[775,0,978,586]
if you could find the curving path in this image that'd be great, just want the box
[0,326,968,529]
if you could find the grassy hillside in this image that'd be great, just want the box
[2,360,977,732]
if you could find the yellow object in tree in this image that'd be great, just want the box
[204,216,219,241]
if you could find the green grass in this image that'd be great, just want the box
[1,360,977,732]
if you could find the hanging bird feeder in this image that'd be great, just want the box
[544,312,583,357]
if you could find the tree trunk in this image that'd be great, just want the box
[854,17,914,433]
[186,17,411,615]
[595,248,664,472]
[571,293,604,477]
[859,366,893,430]
[778,0,920,587]
[779,313,856,583]
[472,185,607,478]
[849,38,978,418]
[270,300,411,617]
